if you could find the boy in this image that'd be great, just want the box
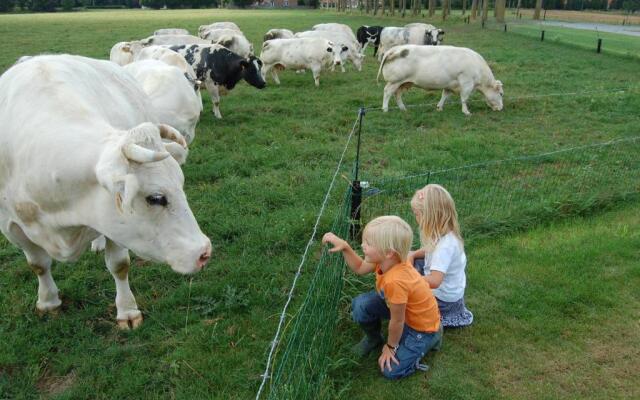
[322,215,442,379]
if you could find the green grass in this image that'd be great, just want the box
[0,9,639,399]
[488,20,640,59]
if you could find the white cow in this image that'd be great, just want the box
[294,30,364,72]
[0,55,211,329]
[154,28,189,36]
[141,34,212,47]
[109,41,145,66]
[198,22,241,37]
[378,26,443,60]
[405,23,445,45]
[124,60,203,145]
[312,23,358,44]
[264,28,294,41]
[260,38,343,87]
[133,45,199,86]
[201,29,254,58]
[377,45,504,115]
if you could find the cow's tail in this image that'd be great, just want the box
[376,48,393,85]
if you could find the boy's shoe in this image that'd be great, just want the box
[351,321,384,357]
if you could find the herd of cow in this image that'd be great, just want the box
[0,19,503,329]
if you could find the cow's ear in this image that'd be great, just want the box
[240,60,249,69]
[326,47,333,53]
[113,175,139,214]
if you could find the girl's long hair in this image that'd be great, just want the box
[410,184,463,252]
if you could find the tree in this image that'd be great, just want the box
[61,0,73,9]
[0,0,14,12]
[533,0,542,18]
[471,0,478,18]
[495,0,505,20]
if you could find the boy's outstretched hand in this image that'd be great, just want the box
[322,232,349,253]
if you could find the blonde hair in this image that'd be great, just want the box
[410,184,463,252]
[362,216,413,262]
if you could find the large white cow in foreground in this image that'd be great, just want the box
[377,45,504,115]
[0,55,211,329]
[124,60,203,145]
[260,38,343,87]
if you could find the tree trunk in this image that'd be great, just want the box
[482,0,489,21]
[374,0,379,15]
[428,0,435,16]
[495,0,505,21]
[462,0,467,14]
[442,0,450,18]
[391,0,395,15]
[401,0,406,16]
[516,0,521,16]
[471,0,478,18]
[533,0,542,19]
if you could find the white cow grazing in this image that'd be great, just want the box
[201,29,254,58]
[294,30,364,72]
[141,34,212,47]
[124,60,203,145]
[133,45,199,87]
[264,28,294,42]
[312,23,358,44]
[198,22,241,37]
[109,41,145,66]
[260,38,343,87]
[154,28,189,36]
[377,45,504,115]
[0,55,211,329]
[405,23,445,45]
[378,26,442,61]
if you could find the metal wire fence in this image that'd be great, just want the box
[358,136,640,245]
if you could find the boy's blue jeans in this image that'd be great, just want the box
[352,291,442,379]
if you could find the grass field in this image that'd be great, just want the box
[0,9,639,399]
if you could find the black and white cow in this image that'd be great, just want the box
[356,26,384,56]
[170,44,265,119]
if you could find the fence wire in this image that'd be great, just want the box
[358,136,640,244]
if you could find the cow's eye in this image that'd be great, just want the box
[146,194,168,207]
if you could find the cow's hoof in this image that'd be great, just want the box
[436,107,443,112]
[382,108,389,113]
[36,298,62,314]
[117,314,143,330]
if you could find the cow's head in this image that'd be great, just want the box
[241,56,266,89]
[425,29,443,46]
[482,80,504,111]
[326,41,343,67]
[95,123,211,274]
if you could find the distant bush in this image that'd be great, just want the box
[140,0,163,7]
[61,0,73,9]
[30,0,56,11]
[0,0,15,12]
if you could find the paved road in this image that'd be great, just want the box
[540,20,640,37]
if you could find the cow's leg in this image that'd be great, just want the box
[203,80,222,119]
[437,89,453,111]
[459,81,474,116]
[373,45,379,58]
[3,222,60,312]
[382,82,401,112]
[204,79,222,119]
[91,235,106,253]
[361,42,369,54]
[104,238,142,330]
[395,82,412,111]
[271,69,281,85]
[311,65,322,87]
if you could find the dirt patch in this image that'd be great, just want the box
[37,369,77,397]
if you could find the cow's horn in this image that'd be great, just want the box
[158,124,187,148]
[123,143,170,163]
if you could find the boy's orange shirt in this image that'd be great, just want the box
[375,261,441,333]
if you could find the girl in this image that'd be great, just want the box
[409,184,473,328]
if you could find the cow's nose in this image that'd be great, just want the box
[197,243,212,269]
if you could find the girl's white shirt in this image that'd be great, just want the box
[424,232,467,302]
